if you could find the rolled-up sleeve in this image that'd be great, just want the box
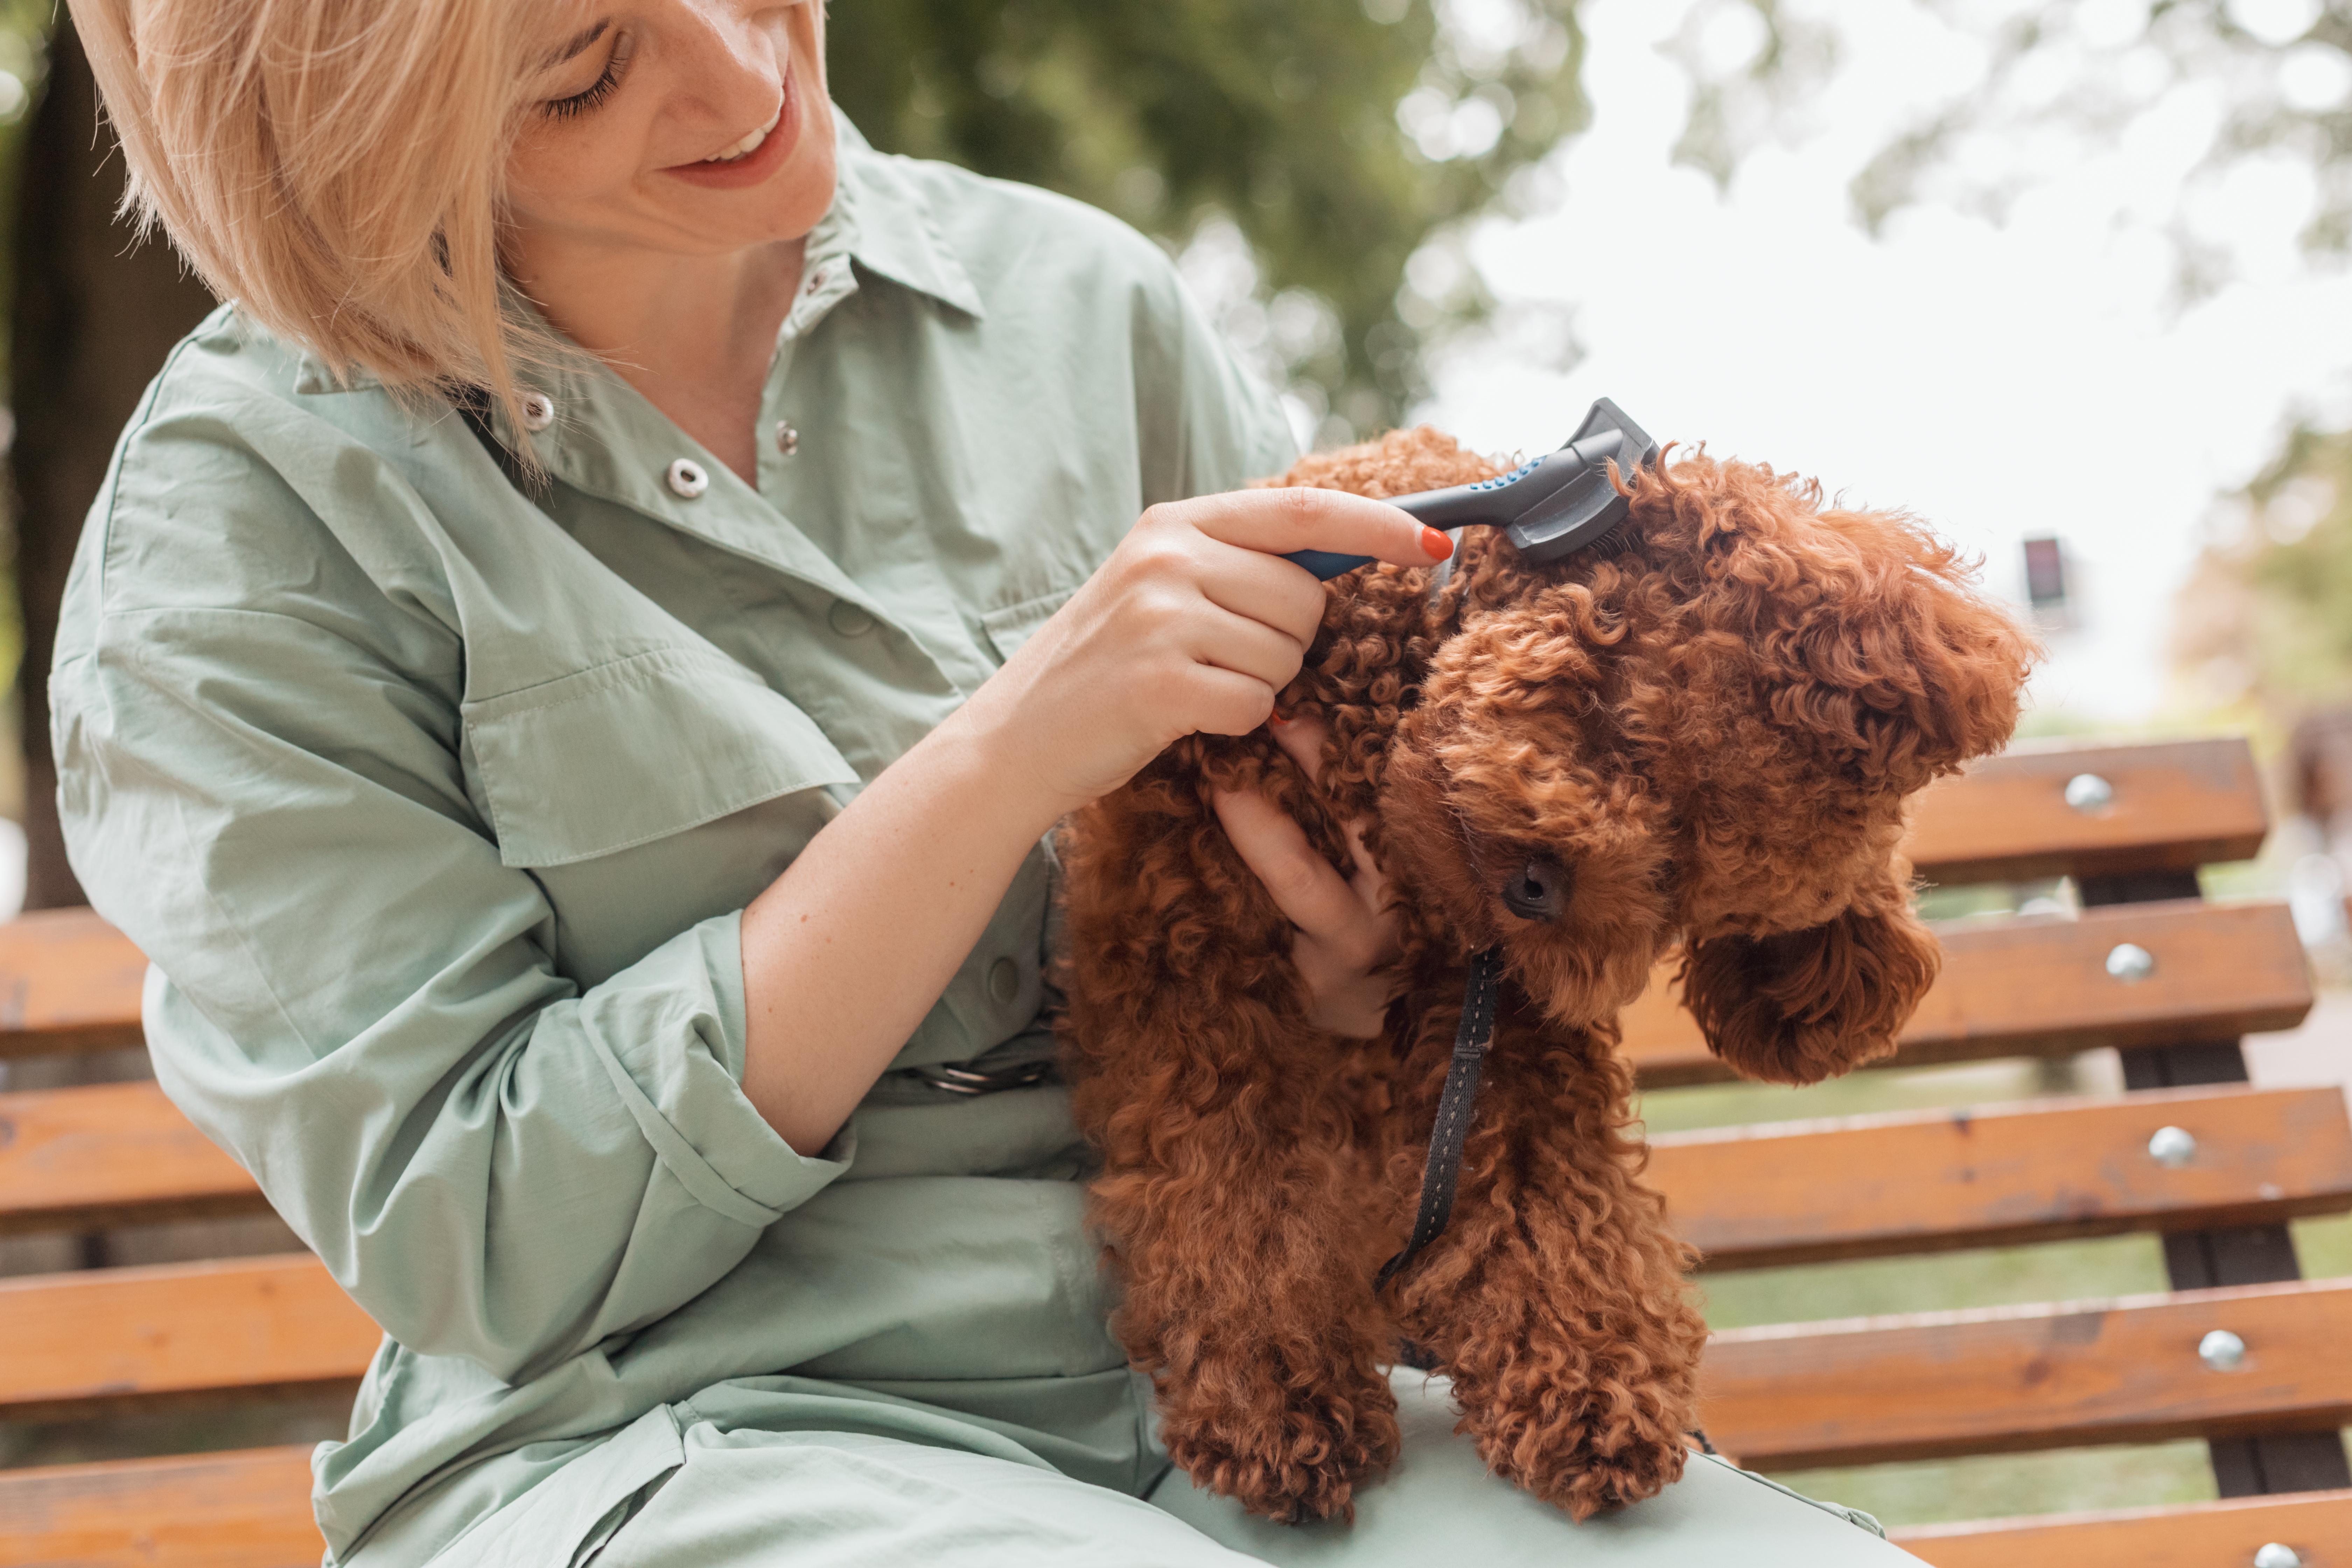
[55,581,846,1383]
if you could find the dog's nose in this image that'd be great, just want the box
[1500,853,1572,922]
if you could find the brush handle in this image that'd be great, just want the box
[1277,474,1533,580]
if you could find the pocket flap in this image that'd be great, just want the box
[979,587,1076,664]
[463,648,858,868]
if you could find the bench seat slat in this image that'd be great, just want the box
[1887,1487,2352,1568]
[1655,1084,2352,1270]
[0,1256,378,1421]
[1703,1277,2352,1470]
[1624,899,2313,1085]
[0,1444,322,1568]
[0,1079,267,1234]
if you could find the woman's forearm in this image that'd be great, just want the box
[738,695,1065,1155]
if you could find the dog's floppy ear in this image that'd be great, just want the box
[1676,887,1940,1086]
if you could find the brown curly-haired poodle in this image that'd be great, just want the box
[1058,428,2034,1526]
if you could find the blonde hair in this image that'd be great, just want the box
[71,0,569,415]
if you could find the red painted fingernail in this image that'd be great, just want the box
[1421,527,1454,561]
[1268,712,1291,728]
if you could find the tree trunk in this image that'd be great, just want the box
[10,19,216,911]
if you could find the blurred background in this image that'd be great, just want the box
[2,0,2351,1531]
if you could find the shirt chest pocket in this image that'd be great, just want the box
[460,646,860,868]
[978,586,1076,666]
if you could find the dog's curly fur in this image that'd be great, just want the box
[1057,428,2035,1525]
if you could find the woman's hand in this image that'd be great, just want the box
[967,489,1451,812]
[1213,715,1402,1037]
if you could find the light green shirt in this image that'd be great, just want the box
[51,119,1295,1566]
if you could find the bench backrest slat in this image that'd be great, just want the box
[17,1254,2348,1483]
[1655,1084,2352,1269]
[1623,898,2312,1084]
[0,1257,376,1422]
[1702,1277,2352,1470]
[1884,1487,2352,1568]
[1903,736,2268,884]
[0,1080,261,1235]
[0,1445,324,1568]
[16,1080,2347,1274]
[0,907,146,1058]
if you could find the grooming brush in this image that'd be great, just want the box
[1282,397,1660,581]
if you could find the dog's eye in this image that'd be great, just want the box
[1500,854,1571,922]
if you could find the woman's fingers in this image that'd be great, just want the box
[1195,550,1331,650]
[1190,608,1310,693]
[1267,711,1326,785]
[1148,486,1454,575]
[1211,786,1372,948]
[1263,716,1391,920]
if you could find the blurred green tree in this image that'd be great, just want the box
[2176,426,2352,725]
[830,0,1591,435]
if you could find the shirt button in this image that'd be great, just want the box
[775,422,799,456]
[987,957,1021,1006]
[520,393,555,432]
[828,600,875,637]
[806,268,826,294]
[665,458,709,498]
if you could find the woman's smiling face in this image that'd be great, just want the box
[506,0,835,265]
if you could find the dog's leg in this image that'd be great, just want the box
[1082,1003,1403,1523]
[1386,1011,1707,1521]
[1061,750,1407,1522]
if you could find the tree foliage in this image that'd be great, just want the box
[828,0,1591,433]
[1672,0,2352,288]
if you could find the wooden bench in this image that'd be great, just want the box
[2,735,2348,1565]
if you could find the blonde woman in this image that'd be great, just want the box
[53,1,1914,1562]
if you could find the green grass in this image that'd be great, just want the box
[1696,1233,2170,1330]
[1636,1054,2086,1138]
[1768,1442,2219,1529]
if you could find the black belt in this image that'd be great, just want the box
[1374,945,1504,1290]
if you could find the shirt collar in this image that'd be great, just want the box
[818,113,986,321]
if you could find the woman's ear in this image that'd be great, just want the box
[1675,889,1940,1086]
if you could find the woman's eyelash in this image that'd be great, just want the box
[546,62,621,119]
[545,35,634,120]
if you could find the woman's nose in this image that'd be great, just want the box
[658,0,792,142]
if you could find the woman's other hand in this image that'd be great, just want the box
[971,489,1451,811]
[1212,716,1401,1037]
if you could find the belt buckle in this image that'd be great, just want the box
[912,1058,1057,1097]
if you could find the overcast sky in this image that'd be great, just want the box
[1418,0,2352,728]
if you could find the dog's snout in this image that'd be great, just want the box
[1500,853,1572,922]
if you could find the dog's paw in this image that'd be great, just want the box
[1471,1407,1691,1522]
[1161,1381,1402,1524]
